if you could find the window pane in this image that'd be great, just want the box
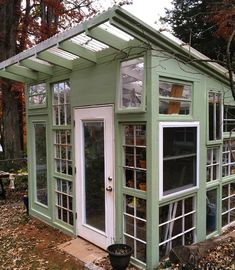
[224,106,235,132]
[159,196,196,259]
[159,100,190,115]
[52,81,71,125]
[84,121,105,231]
[120,58,144,109]
[163,126,197,195]
[159,81,191,115]
[34,123,48,205]
[208,92,222,141]
[29,83,46,106]
[206,189,217,235]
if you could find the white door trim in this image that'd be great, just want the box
[74,105,115,249]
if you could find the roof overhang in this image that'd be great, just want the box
[0,6,233,85]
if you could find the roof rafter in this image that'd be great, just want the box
[37,51,73,70]
[6,65,38,80]
[0,70,28,83]
[20,59,53,76]
[58,40,97,63]
[86,27,128,51]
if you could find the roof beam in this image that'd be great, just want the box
[86,27,128,51]
[58,40,97,63]
[6,65,38,80]
[37,51,73,70]
[0,70,27,83]
[21,59,53,76]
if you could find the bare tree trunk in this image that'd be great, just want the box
[226,29,235,100]
[0,0,23,160]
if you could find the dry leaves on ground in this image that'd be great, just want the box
[0,199,83,270]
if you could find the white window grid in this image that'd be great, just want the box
[222,141,235,177]
[159,80,192,115]
[222,182,235,228]
[55,178,73,225]
[52,81,71,126]
[159,122,199,199]
[54,130,72,175]
[159,196,196,258]
[208,92,222,141]
[123,124,146,191]
[123,195,147,263]
[206,147,220,182]
[29,83,46,106]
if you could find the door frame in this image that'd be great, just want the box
[74,105,115,249]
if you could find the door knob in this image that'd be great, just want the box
[106,186,112,192]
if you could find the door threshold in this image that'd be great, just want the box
[58,236,107,266]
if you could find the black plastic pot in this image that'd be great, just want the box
[107,243,133,270]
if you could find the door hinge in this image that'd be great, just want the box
[74,166,76,174]
[75,212,78,220]
[73,120,75,127]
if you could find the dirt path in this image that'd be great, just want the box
[0,201,84,270]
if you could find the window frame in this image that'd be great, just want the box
[28,83,47,109]
[207,90,223,143]
[159,122,200,200]
[223,105,235,133]
[52,81,71,126]
[221,182,235,228]
[159,78,193,116]
[116,56,146,113]
[159,195,196,259]
[32,120,49,208]
[206,147,221,183]
[222,140,235,178]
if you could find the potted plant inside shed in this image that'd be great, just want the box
[107,243,133,270]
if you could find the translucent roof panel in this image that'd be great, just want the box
[100,22,134,41]
[48,47,79,60]
[71,33,109,52]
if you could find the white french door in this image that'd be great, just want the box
[74,106,115,249]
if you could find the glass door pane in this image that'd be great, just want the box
[83,121,105,232]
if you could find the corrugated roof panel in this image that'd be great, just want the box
[48,46,79,60]
[71,33,109,52]
[100,22,134,41]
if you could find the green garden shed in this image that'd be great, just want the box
[0,6,234,269]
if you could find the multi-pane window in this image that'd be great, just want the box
[222,182,235,227]
[208,92,222,141]
[54,130,72,175]
[222,140,235,177]
[206,148,220,182]
[52,81,71,125]
[29,83,46,106]
[34,122,48,206]
[159,196,196,259]
[122,124,147,263]
[55,178,73,225]
[160,123,198,197]
[224,106,235,132]
[124,195,146,263]
[119,58,144,109]
[206,189,217,235]
[159,80,192,115]
[123,125,146,191]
